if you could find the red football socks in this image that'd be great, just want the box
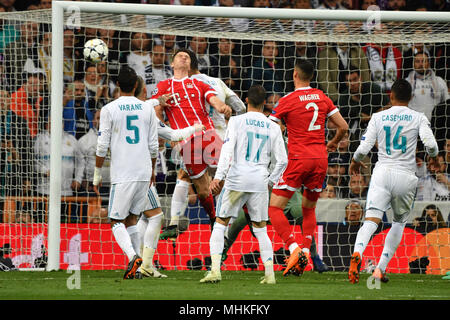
[268,206,296,248]
[301,206,317,250]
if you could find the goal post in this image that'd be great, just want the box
[0,1,448,274]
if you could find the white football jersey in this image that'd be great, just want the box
[215,111,287,192]
[190,73,245,138]
[354,106,438,173]
[96,96,159,184]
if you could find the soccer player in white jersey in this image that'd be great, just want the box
[348,79,440,284]
[200,85,288,284]
[92,67,163,279]
[128,76,204,278]
[160,49,246,239]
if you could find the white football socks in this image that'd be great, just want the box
[253,226,274,277]
[136,216,148,256]
[112,222,136,261]
[209,222,227,272]
[353,220,378,256]
[143,212,164,249]
[377,221,406,272]
[127,224,141,258]
[169,179,190,226]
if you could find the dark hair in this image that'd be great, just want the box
[391,79,412,103]
[247,84,266,108]
[187,49,199,72]
[294,59,314,81]
[134,76,145,98]
[421,204,446,228]
[345,66,361,77]
[117,66,137,93]
[414,51,430,59]
[171,48,194,64]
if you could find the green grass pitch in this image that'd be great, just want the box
[0,270,448,300]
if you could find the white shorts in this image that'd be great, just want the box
[365,165,418,223]
[216,188,269,223]
[108,181,150,220]
[144,185,161,211]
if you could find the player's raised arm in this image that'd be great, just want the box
[220,78,246,115]
[209,95,232,119]
[157,120,205,142]
[149,81,169,122]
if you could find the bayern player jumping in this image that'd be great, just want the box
[151,48,232,227]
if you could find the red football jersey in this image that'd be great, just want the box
[151,76,217,130]
[269,87,338,159]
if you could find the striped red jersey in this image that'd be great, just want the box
[151,76,217,130]
[269,87,338,159]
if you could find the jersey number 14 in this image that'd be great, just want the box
[383,125,406,155]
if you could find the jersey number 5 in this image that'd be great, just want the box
[305,102,321,131]
[126,115,140,144]
[383,125,406,155]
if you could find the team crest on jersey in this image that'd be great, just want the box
[186,83,194,89]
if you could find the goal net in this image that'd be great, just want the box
[0,2,449,275]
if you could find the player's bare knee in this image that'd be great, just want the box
[216,217,230,226]
[252,221,266,228]
[178,169,190,181]
[143,208,163,218]
[124,214,138,227]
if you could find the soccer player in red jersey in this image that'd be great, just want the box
[152,48,232,225]
[268,59,349,276]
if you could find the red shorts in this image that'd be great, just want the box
[180,129,223,179]
[274,158,327,193]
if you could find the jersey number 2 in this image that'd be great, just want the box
[126,115,140,144]
[305,102,321,131]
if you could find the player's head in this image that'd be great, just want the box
[171,48,192,72]
[294,59,314,82]
[390,79,412,105]
[134,76,147,101]
[246,84,266,111]
[117,66,138,94]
